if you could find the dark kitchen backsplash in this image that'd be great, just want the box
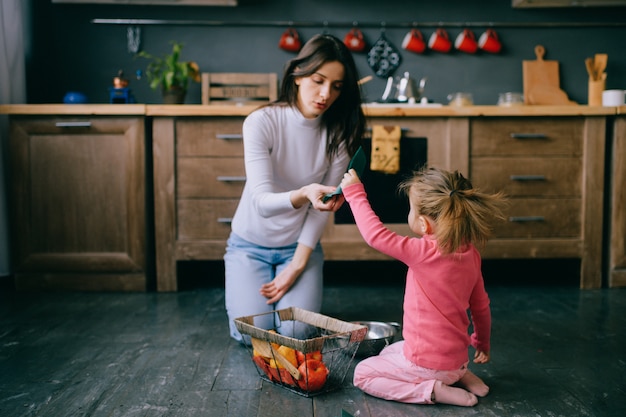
[28,0,625,105]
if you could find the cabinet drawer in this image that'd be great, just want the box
[176,118,244,157]
[471,118,583,156]
[178,157,245,198]
[494,198,580,238]
[177,199,239,240]
[471,157,581,197]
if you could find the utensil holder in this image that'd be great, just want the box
[588,78,606,106]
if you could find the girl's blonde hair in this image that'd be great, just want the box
[399,167,507,255]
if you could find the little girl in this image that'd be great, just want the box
[340,166,507,407]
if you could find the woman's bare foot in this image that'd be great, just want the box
[458,370,490,397]
[432,380,478,406]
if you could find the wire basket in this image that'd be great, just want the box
[234,307,367,397]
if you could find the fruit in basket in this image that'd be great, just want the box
[267,358,297,386]
[267,330,281,350]
[253,346,270,361]
[279,367,297,386]
[297,359,329,392]
[277,345,298,368]
[252,355,275,381]
[295,350,323,366]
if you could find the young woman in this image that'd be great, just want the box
[340,167,507,407]
[224,34,365,342]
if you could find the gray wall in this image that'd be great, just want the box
[29,0,626,105]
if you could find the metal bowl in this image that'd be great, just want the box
[352,321,401,358]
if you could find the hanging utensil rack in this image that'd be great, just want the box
[91,19,626,29]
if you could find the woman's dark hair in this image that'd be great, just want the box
[277,33,365,158]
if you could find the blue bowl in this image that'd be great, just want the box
[63,92,88,104]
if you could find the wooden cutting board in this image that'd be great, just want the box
[523,45,575,105]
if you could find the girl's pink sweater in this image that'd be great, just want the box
[343,183,491,370]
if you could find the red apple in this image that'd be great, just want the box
[295,350,323,366]
[252,355,274,381]
[297,359,329,392]
[278,368,297,387]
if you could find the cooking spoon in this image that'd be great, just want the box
[251,337,301,380]
[594,53,607,77]
[322,146,366,203]
[585,57,596,80]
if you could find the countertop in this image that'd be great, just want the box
[0,103,618,117]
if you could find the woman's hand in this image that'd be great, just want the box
[473,349,490,364]
[259,261,300,304]
[340,168,362,190]
[259,244,313,304]
[291,183,345,212]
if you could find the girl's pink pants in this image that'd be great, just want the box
[353,340,468,404]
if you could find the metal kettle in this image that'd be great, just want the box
[381,72,426,103]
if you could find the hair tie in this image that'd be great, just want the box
[449,189,457,197]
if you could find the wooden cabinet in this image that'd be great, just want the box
[152,112,608,290]
[152,115,469,290]
[470,117,606,288]
[1,105,612,291]
[609,114,626,287]
[8,115,147,291]
[152,116,246,291]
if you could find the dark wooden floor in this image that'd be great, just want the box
[1,260,625,417]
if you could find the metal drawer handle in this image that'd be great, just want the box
[509,216,545,222]
[510,133,547,139]
[217,176,246,182]
[215,133,243,140]
[510,175,546,181]
[55,122,92,128]
[217,217,233,224]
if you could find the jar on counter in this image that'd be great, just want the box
[447,92,473,106]
[497,92,524,106]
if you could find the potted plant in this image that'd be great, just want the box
[137,41,201,104]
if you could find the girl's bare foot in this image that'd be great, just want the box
[457,370,490,397]
[432,380,478,407]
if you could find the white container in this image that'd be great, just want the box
[602,89,626,106]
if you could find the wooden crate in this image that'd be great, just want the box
[202,72,278,105]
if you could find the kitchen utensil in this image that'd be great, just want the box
[367,32,402,78]
[357,75,373,86]
[250,337,301,380]
[528,85,576,105]
[396,71,416,102]
[585,57,597,80]
[279,28,302,52]
[455,29,478,54]
[351,321,401,357]
[344,27,366,53]
[589,73,606,106]
[594,53,608,76]
[402,29,426,54]
[322,146,366,203]
[523,45,574,105]
[418,76,427,99]
[428,28,452,53]
[380,72,425,103]
[478,29,502,54]
[113,70,129,88]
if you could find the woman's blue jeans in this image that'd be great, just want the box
[224,232,324,343]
